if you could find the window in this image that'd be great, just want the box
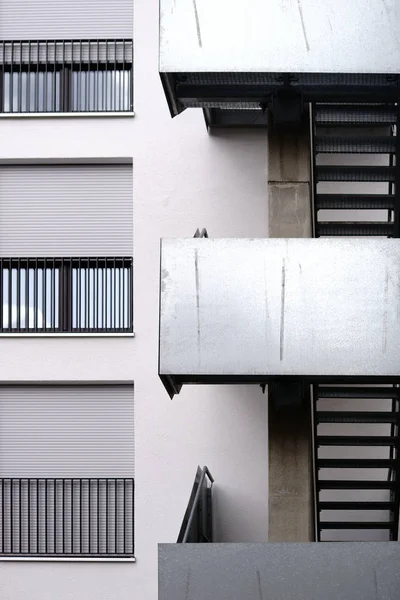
[0,164,133,333]
[0,384,134,557]
[0,40,133,113]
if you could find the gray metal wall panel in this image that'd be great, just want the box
[159,543,400,600]
[160,238,400,379]
[0,0,133,39]
[0,384,134,477]
[0,164,133,257]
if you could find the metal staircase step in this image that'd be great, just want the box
[316,194,395,210]
[315,105,397,126]
[317,458,399,468]
[317,480,397,490]
[319,521,395,530]
[317,411,400,424]
[318,501,396,510]
[316,165,396,182]
[315,136,396,154]
[316,436,400,446]
[316,387,400,400]
[316,222,394,236]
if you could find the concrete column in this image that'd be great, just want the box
[268,123,312,238]
[267,119,315,542]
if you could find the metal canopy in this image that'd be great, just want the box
[159,238,400,397]
[159,0,400,119]
[159,543,400,600]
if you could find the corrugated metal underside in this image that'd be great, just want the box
[159,543,400,600]
[160,72,400,122]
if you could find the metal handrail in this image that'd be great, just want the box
[177,466,214,543]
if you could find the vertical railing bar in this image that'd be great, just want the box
[78,40,82,112]
[54,41,57,112]
[80,479,82,555]
[71,479,74,554]
[16,259,20,331]
[18,41,22,113]
[86,41,89,112]
[8,264,11,332]
[88,479,91,555]
[122,40,126,111]
[105,261,108,331]
[113,259,116,330]
[54,480,56,554]
[97,479,100,554]
[62,479,65,554]
[130,262,133,332]
[115,479,117,554]
[34,257,38,331]
[45,41,48,112]
[44,479,47,554]
[19,479,21,554]
[10,42,13,113]
[104,42,108,111]
[25,264,29,332]
[43,260,47,331]
[27,480,30,553]
[96,39,99,112]
[87,260,90,331]
[78,259,81,332]
[122,263,125,330]
[106,480,108,555]
[114,40,117,111]
[36,39,39,113]
[1,480,3,553]
[36,480,39,553]
[27,42,31,113]
[123,479,125,553]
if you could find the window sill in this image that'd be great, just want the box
[0,556,136,563]
[0,112,135,119]
[0,332,135,338]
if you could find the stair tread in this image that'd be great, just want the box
[317,411,400,423]
[316,435,400,446]
[315,136,396,154]
[316,165,396,182]
[319,521,395,529]
[318,501,396,510]
[316,194,395,210]
[316,222,394,236]
[318,480,397,490]
[317,458,399,468]
[316,387,400,399]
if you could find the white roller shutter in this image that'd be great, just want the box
[0,0,133,40]
[0,164,133,257]
[0,384,134,478]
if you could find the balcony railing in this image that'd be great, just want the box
[0,478,134,557]
[0,40,133,113]
[0,257,133,333]
[177,466,213,543]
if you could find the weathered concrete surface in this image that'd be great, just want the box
[268,122,314,541]
[268,183,312,238]
[268,402,314,541]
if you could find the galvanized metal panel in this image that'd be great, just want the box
[160,238,400,379]
[160,0,400,74]
[0,0,133,39]
[0,164,133,257]
[159,543,400,600]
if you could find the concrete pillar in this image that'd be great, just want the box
[267,119,315,542]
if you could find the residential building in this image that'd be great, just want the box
[0,1,399,600]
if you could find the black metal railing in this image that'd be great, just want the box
[177,466,213,543]
[0,257,133,333]
[0,478,134,557]
[0,40,133,113]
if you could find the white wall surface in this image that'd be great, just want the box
[0,0,269,598]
